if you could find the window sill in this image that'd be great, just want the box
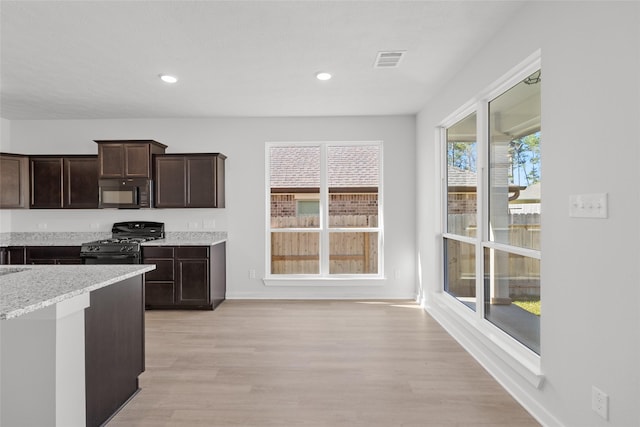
[263,275,386,287]
[432,293,544,389]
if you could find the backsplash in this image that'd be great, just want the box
[0,231,227,246]
[1,208,228,233]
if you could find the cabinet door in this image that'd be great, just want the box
[30,157,63,208]
[0,247,26,265]
[8,247,25,264]
[0,154,29,208]
[154,157,186,207]
[176,246,210,305]
[98,143,124,178]
[64,157,99,208]
[176,258,209,305]
[186,157,216,208]
[124,145,151,178]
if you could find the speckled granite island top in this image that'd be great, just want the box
[0,264,155,320]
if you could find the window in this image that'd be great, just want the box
[442,62,541,355]
[297,200,319,217]
[486,69,541,354]
[444,112,478,309]
[268,142,382,277]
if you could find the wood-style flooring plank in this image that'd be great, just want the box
[108,300,540,426]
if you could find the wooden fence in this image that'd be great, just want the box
[271,215,378,274]
[447,213,540,250]
[446,213,540,298]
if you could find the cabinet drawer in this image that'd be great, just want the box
[143,258,174,281]
[176,246,209,259]
[145,281,175,306]
[142,246,174,258]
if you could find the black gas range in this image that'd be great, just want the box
[80,221,165,264]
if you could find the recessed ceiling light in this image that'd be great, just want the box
[159,74,178,83]
[316,72,332,81]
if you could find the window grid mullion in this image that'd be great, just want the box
[320,144,329,276]
[477,101,488,321]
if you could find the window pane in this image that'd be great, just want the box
[329,232,378,274]
[271,232,319,274]
[270,146,320,229]
[328,145,379,228]
[447,113,477,237]
[297,200,319,216]
[484,247,540,354]
[444,238,476,311]
[489,70,541,250]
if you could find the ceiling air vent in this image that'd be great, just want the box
[373,51,406,68]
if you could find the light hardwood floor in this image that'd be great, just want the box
[109,300,540,426]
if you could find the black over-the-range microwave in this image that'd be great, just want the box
[98,178,152,209]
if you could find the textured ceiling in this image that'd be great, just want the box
[0,1,525,120]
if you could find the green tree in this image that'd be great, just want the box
[509,132,540,185]
[447,141,477,172]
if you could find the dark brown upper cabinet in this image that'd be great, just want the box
[154,153,226,208]
[95,140,167,179]
[64,157,100,208]
[30,155,99,209]
[0,153,29,209]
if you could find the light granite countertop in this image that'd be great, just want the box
[0,264,155,320]
[0,231,227,247]
[142,232,227,246]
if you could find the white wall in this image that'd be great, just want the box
[5,115,417,299]
[417,2,639,427]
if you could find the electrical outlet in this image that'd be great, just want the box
[188,222,200,230]
[592,386,609,420]
[249,269,256,279]
[203,219,216,229]
[37,223,47,230]
[90,223,100,230]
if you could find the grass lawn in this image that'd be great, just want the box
[513,298,540,316]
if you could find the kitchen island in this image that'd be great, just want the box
[0,264,155,427]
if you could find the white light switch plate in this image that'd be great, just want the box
[569,193,608,218]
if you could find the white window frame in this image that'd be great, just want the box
[264,141,384,284]
[438,51,544,387]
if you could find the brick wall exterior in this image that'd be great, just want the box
[271,194,296,217]
[447,193,477,214]
[271,193,378,217]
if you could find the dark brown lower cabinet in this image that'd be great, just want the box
[85,275,145,427]
[0,246,26,264]
[25,246,82,264]
[143,242,226,310]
